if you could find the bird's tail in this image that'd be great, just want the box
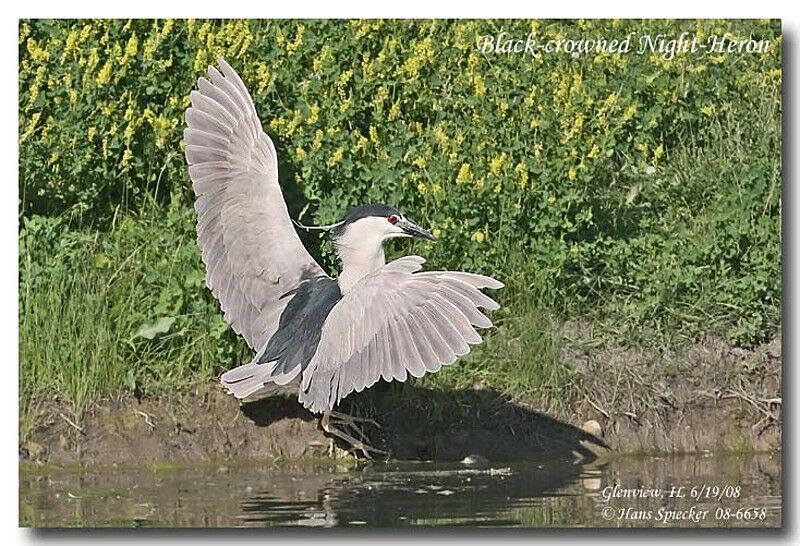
[220,362,270,399]
[219,360,301,400]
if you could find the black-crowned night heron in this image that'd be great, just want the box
[184,59,503,457]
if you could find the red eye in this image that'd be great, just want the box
[388,215,399,225]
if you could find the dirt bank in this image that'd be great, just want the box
[20,335,781,466]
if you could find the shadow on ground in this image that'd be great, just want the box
[240,383,608,463]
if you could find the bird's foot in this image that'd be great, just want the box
[321,410,388,460]
[329,410,381,429]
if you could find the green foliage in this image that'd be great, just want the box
[19,201,251,418]
[19,19,781,415]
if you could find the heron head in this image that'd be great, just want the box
[332,204,436,243]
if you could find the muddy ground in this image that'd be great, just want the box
[20,335,781,466]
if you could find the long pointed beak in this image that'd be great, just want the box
[399,218,436,241]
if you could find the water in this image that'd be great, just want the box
[20,453,781,528]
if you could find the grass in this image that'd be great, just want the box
[18,98,781,437]
[419,287,576,415]
[19,205,250,433]
[18,211,573,427]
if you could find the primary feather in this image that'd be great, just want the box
[184,59,326,352]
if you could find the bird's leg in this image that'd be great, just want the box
[328,409,382,445]
[320,409,388,459]
[329,410,381,429]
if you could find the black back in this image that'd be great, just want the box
[257,277,343,375]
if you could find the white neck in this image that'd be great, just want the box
[334,220,388,294]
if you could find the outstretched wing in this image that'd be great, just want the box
[184,59,326,351]
[298,256,503,413]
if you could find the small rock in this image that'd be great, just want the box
[581,419,603,438]
[461,454,488,465]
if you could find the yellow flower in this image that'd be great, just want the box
[489,153,506,176]
[122,148,133,167]
[417,182,428,195]
[388,101,401,121]
[19,22,31,44]
[403,56,420,78]
[433,126,449,147]
[64,29,79,53]
[286,24,304,54]
[514,163,529,189]
[573,113,585,133]
[96,61,113,86]
[473,74,486,97]
[311,129,324,150]
[329,147,344,165]
[307,103,320,125]
[285,109,302,135]
[700,104,715,116]
[295,146,306,160]
[568,167,577,181]
[161,19,174,37]
[20,112,41,142]
[456,163,472,184]
[432,228,442,239]
[26,38,49,62]
[338,69,353,86]
[124,32,139,59]
[472,231,486,243]
[373,86,389,107]
[432,183,443,195]
[354,135,369,152]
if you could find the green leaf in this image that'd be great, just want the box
[133,316,176,340]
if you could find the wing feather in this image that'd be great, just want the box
[185,59,326,351]
[430,294,483,344]
[387,325,408,383]
[298,256,502,413]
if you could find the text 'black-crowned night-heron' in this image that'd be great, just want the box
[184,59,503,457]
